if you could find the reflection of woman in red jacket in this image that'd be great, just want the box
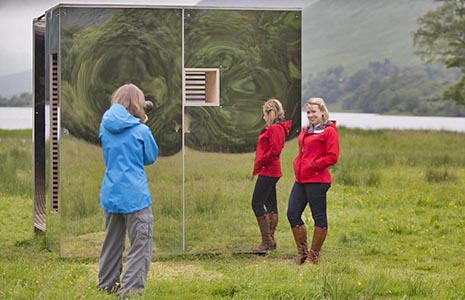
[287,98,339,264]
[252,99,292,251]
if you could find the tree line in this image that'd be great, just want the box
[414,0,465,105]
[0,93,32,107]
[3,60,465,118]
[303,59,465,117]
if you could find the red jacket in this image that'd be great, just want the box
[253,120,292,177]
[293,121,339,183]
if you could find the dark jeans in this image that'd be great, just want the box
[251,175,280,217]
[287,182,331,228]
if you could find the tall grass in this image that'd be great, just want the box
[0,129,32,197]
[1,128,465,299]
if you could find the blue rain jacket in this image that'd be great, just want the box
[99,103,159,214]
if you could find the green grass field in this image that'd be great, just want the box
[1,128,465,299]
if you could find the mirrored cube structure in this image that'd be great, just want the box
[33,4,302,257]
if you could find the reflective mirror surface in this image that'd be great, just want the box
[40,5,301,256]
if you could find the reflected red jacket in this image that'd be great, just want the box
[253,120,292,177]
[293,121,339,183]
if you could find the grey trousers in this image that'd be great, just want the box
[97,206,153,296]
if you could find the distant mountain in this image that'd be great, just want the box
[198,0,438,78]
[0,49,31,78]
[0,1,440,98]
[0,70,32,97]
[302,0,438,77]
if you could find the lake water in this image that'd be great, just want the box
[317,112,465,133]
[0,107,464,133]
[0,107,37,130]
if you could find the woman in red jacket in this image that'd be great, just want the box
[252,99,292,251]
[287,97,339,264]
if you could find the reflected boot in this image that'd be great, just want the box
[291,225,308,264]
[255,216,274,251]
[307,226,327,264]
[266,213,278,250]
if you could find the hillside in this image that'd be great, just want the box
[303,0,438,78]
[198,0,439,78]
[0,70,32,98]
[0,49,30,78]
[0,1,442,102]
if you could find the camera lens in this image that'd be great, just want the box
[144,100,154,113]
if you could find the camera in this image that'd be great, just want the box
[144,100,154,113]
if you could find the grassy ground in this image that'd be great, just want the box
[1,128,465,299]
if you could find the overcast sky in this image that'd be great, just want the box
[0,0,199,76]
[0,0,312,77]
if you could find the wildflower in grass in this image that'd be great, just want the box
[379,214,385,222]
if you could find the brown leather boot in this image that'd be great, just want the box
[255,216,274,251]
[307,226,327,264]
[291,225,308,264]
[266,213,278,250]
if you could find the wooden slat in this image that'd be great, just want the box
[50,53,59,214]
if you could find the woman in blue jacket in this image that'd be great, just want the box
[97,84,159,298]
